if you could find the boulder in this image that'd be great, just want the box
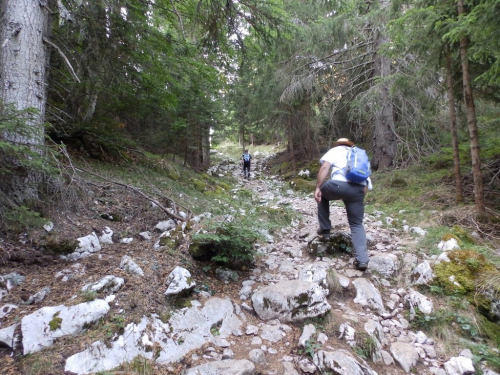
[251,280,331,322]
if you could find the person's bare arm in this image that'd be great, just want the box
[314,161,331,203]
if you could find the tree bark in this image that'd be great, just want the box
[444,45,463,203]
[371,2,396,170]
[457,0,485,214]
[0,0,50,203]
[287,111,296,173]
[201,123,210,169]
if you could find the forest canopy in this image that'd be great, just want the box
[0,0,499,215]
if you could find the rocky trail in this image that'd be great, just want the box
[0,156,497,375]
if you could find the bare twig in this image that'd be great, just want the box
[43,37,81,83]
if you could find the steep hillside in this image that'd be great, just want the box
[1,149,499,375]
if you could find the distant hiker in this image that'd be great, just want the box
[242,149,252,179]
[314,138,373,271]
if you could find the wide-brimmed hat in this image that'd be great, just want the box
[333,138,355,147]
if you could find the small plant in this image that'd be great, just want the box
[80,290,98,302]
[4,205,45,232]
[298,339,321,359]
[210,326,220,336]
[191,217,261,269]
[49,312,62,331]
[354,333,378,360]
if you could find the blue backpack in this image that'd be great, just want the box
[243,153,251,162]
[345,146,372,183]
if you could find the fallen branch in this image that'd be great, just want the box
[73,166,189,222]
[43,37,81,83]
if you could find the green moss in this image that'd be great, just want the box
[442,233,460,242]
[49,312,62,331]
[433,251,491,295]
[192,179,207,192]
[165,164,180,181]
[291,178,315,193]
[218,182,232,191]
[159,226,184,249]
[43,238,78,255]
[451,225,476,244]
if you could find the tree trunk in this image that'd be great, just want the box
[444,45,463,203]
[287,112,296,173]
[201,123,210,169]
[457,0,485,214]
[371,6,396,170]
[0,0,50,203]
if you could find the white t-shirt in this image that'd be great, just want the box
[320,146,373,190]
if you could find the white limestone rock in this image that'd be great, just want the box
[65,232,101,260]
[22,299,110,354]
[139,231,152,241]
[120,255,144,277]
[249,348,267,365]
[0,323,18,349]
[66,297,236,374]
[390,342,419,373]
[352,278,386,313]
[185,359,255,375]
[99,227,114,244]
[251,280,331,322]
[260,322,291,343]
[164,266,196,296]
[444,356,475,375]
[368,253,400,277]
[314,349,378,375]
[298,324,316,348]
[155,219,176,232]
[411,261,435,285]
[438,238,460,251]
[407,288,434,315]
[283,361,300,375]
[43,221,54,232]
[297,264,329,295]
[24,287,50,305]
[81,275,124,293]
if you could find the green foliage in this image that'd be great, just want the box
[433,250,493,295]
[298,339,321,359]
[0,103,53,175]
[354,334,378,360]
[3,205,45,232]
[210,326,220,336]
[192,218,261,268]
[80,290,98,302]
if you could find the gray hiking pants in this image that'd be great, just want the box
[317,180,369,264]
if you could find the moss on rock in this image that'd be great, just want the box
[433,250,487,295]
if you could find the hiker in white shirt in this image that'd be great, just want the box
[314,138,372,271]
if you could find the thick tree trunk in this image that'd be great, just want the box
[457,0,485,214]
[0,0,50,203]
[371,8,396,170]
[445,46,463,203]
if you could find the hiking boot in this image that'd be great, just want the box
[354,261,368,271]
[317,229,331,239]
